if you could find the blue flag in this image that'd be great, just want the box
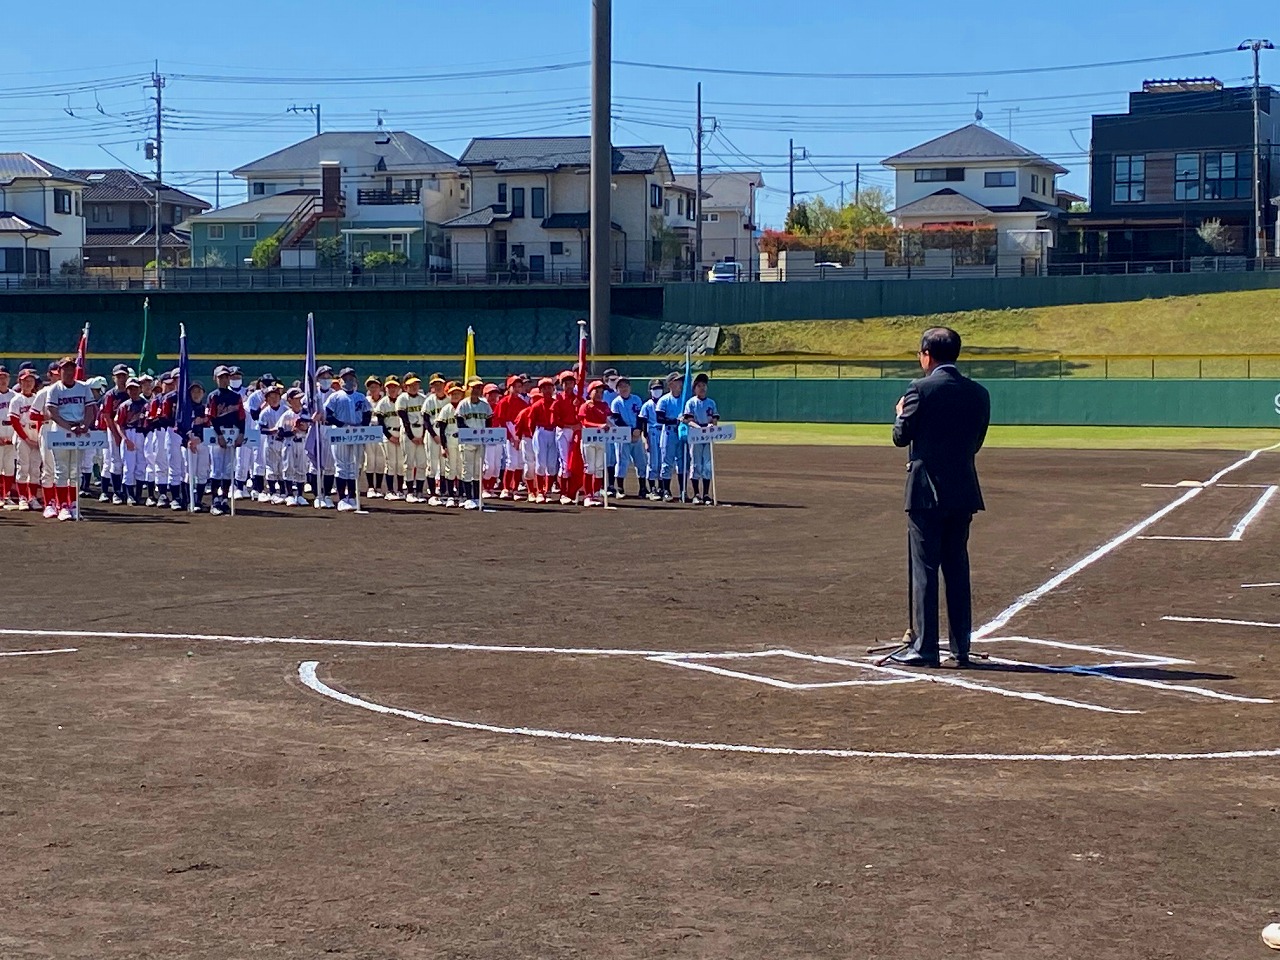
[176,323,193,438]
[304,312,322,464]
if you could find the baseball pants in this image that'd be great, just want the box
[187,442,211,485]
[285,439,307,485]
[364,442,386,476]
[534,427,557,477]
[555,427,576,478]
[15,439,40,488]
[0,443,15,483]
[121,429,146,488]
[402,439,429,481]
[615,438,646,482]
[333,442,359,482]
[689,443,713,480]
[483,443,503,481]
[210,441,237,482]
[263,439,288,484]
[104,434,124,479]
[645,429,662,481]
[42,438,80,487]
[382,437,404,478]
[441,437,461,481]
[160,432,185,487]
[659,429,684,480]
[460,443,485,483]
[306,432,334,476]
[581,441,606,478]
[519,437,536,479]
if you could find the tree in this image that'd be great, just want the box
[837,187,892,232]
[315,235,344,267]
[251,234,281,268]
[196,249,227,268]
[650,214,683,264]
[1068,201,1090,214]
[784,202,812,234]
[1196,218,1235,254]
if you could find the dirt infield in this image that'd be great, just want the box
[3,443,1280,959]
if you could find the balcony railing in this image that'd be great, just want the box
[357,188,421,206]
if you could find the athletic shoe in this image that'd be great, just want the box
[232,489,246,501]
[427,496,442,507]
[481,490,493,499]
[534,493,547,504]
[337,498,357,513]
[550,483,560,494]
[210,504,225,517]
[614,491,626,500]
[267,494,284,505]
[98,492,110,503]
[112,494,124,505]
[303,482,313,494]
[367,490,382,499]
[145,496,157,507]
[498,490,511,500]
[384,491,402,502]
[156,494,169,507]
[463,499,479,511]
[189,503,204,513]
[170,499,184,511]
[406,493,421,504]
[583,497,601,508]
[690,495,703,505]
[559,495,573,506]
[662,492,674,503]
[16,499,30,511]
[58,507,73,521]
[42,504,57,519]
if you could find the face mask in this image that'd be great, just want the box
[651,388,663,399]
[230,378,243,390]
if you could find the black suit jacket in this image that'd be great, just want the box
[892,365,991,514]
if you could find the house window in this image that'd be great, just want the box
[240,224,257,240]
[1113,155,1145,203]
[984,171,1016,188]
[531,187,546,219]
[172,204,183,222]
[550,241,565,256]
[511,244,525,259]
[105,206,114,223]
[75,193,82,216]
[701,212,719,223]
[1031,174,1041,194]
[497,183,507,205]
[511,187,525,218]
[208,224,225,240]
[677,196,684,216]
[53,189,73,214]
[1,248,22,273]
[390,233,407,255]
[1175,153,1201,201]
[253,182,266,196]
[650,183,663,208]
[91,205,100,223]
[1204,151,1252,200]
[915,168,965,183]
[664,199,671,216]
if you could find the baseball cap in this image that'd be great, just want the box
[18,361,36,372]
[213,365,230,377]
[446,381,464,395]
[315,364,334,377]
[693,372,709,386]
[87,376,107,390]
[161,369,178,382]
[616,376,630,385]
[112,363,129,376]
[285,387,304,400]
[228,365,242,376]
[505,374,524,387]
[558,370,577,382]
[365,375,382,385]
[648,378,664,390]
[428,374,446,386]
[385,376,401,387]
[125,377,141,388]
[587,379,605,393]
[602,368,619,379]
[57,356,77,368]
[261,373,277,385]
[483,382,500,394]
[466,376,484,388]
[0,365,7,375]
[18,368,35,381]
[264,382,282,395]
[666,371,683,382]
[404,375,421,386]
[139,372,155,382]
[338,366,356,378]
[537,377,554,388]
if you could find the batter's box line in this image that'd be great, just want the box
[1136,485,1277,542]
[648,650,924,690]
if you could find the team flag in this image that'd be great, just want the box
[73,323,89,380]
[303,312,323,465]
[137,297,159,377]
[576,319,589,400]
[463,326,477,384]
[175,323,193,437]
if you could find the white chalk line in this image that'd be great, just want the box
[1137,484,1278,542]
[975,442,1280,639]
[1164,616,1280,630]
[1242,582,1280,589]
[647,654,921,690]
[297,662,1280,763]
[0,648,78,658]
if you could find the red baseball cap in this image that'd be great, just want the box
[587,380,605,393]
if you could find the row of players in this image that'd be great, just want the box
[0,360,721,518]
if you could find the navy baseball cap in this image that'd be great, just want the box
[112,363,129,376]
[261,373,276,385]
[228,365,242,376]
[316,364,334,377]
[213,365,230,377]
[338,366,356,378]
[0,365,7,375]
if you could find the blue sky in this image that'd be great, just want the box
[4,0,1276,227]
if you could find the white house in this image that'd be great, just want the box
[0,153,87,281]
[184,131,465,268]
[883,124,1068,273]
[444,137,688,281]
[672,171,763,273]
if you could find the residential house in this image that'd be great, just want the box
[72,168,210,270]
[0,153,86,281]
[883,124,1068,274]
[672,171,763,273]
[182,131,464,269]
[1064,78,1279,264]
[444,137,686,281]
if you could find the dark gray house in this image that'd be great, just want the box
[1064,79,1279,265]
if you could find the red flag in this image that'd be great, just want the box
[74,323,89,380]
[576,319,588,402]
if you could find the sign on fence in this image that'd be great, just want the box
[325,425,386,445]
[457,427,507,446]
[47,430,108,450]
[686,423,737,444]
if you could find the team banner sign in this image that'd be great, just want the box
[47,430,108,450]
[581,425,631,444]
[686,423,737,444]
[327,425,386,444]
[457,427,507,447]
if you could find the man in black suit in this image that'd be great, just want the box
[889,327,991,668]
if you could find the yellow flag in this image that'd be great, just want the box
[463,326,477,383]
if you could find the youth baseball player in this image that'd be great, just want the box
[0,366,14,508]
[527,377,556,504]
[99,364,130,503]
[578,379,612,508]
[115,378,149,506]
[435,381,465,507]
[279,387,311,506]
[308,364,336,508]
[655,372,686,502]
[422,374,449,504]
[610,376,646,499]
[682,373,720,504]
[8,369,41,511]
[454,378,493,510]
[258,383,289,503]
[396,375,429,503]
[324,367,371,512]
[491,375,526,500]
[182,380,212,512]
[480,382,503,498]
[377,376,404,500]
[638,378,664,500]
[363,376,386,498]
[205,365,246,517]
[549,371,581,505]
[41,357,98,521]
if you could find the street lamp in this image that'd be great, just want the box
[1239,39,1275,259]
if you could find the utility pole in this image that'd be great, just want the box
[695,83,703,279]
[147,64,164,287]
[1240,39,1274,259]
[289,103,321,137]
[588,0,611,356]
[788,140,808,217]
[214,171,220,210]
[855,163,861,205]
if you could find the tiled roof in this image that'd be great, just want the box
[0,153,87,184]
[540,212,623,231]
[882,124,1068,175]
[441,205,513,229]
[889,189,994,218]
[0,212,60,235]
[672,171,763,210]
[459,137,666,174]
[83,231,188,248]
[987,197,1064,217]
[71,168,210,208]
[233,131,457,176]
[181,190,317,223]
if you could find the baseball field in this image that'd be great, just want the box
[3,434,1279,958]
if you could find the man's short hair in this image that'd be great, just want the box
[920,327,962,364]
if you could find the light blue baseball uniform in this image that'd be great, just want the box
[655,391,685,479]
[610,392,646,483]
[683,395,719,479]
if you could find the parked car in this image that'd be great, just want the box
[707,261,744,283]
[814,262,843,270]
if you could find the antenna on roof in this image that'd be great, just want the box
[373,109,387,129]
[968,90,988,123]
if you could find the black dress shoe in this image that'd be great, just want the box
[887,650,940,668]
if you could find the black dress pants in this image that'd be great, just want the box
[907,509,974,662]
